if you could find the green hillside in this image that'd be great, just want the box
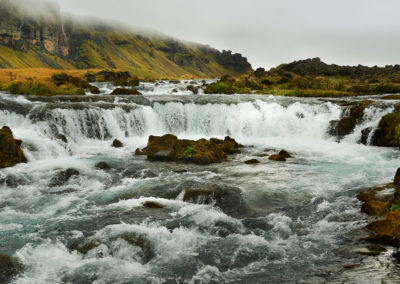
[0,0,252,78]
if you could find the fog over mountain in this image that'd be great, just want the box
[50,0,400,69]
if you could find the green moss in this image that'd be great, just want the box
[183,146,194,158]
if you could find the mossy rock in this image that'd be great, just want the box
[0,126,27,168]
[372,112,400,147]
[110,88,142,95]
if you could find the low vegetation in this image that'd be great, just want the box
[206,58,400,97]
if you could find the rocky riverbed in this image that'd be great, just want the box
[1,80,400,283]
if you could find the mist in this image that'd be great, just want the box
[12,0,400,69]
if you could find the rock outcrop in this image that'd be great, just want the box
[0,126,26,168]
[357,169,400,249]
[110,88,142,96]
[371,112,400,147]
[146,134,239,165]
[329,100,373,138]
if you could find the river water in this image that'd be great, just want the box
[1,80,400,283]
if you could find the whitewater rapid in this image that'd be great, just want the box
[1,82,400,283]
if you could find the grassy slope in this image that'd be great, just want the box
[0,30,243,79]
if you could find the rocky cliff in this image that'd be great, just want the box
[0,0,252,78]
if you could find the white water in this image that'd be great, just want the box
[1,83,400,283]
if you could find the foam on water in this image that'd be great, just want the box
[1,83,399,283]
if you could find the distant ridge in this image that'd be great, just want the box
[0,0,252,78]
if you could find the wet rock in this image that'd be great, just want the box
[115,76,140,87]
[55,134,68,143]
[0,126,27,168]
[0,254,21,283]
[371,112,400,147]
[135,148,146,156]
[169,80,180,84]
[143,201,164,209]
[110,88,142,96]
[77,232,155,264]
[329,100,373,138]
[363,234,399,247]
[361,200,390,216]
[394,168,400,186]
[366,244,387,253]
[359,127,372,145]
[96,162,111,170]
[50,168,80,187]
[245,159,260,164]
[278,150,292,158]
[172,88,178,93]
[111,139,123,148]
[187,85,199,94]
[179,181,249,217]
[269,154,286,162]
[146,134,239,165]
[89,85,100,94]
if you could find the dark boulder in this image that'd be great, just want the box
[0,254,21,283]
[55,134,68,144]
[143,201,164,209]
[245,159,260,164]
[359,127,372,145]
[111,139,123,148]
[179,181,249,217]
[187,85,199,94]
[86,71,131,83]
[50,168,80,187]
[0,126,27,168]
[110,88,142,96]
[96,162,111,170]
[135,148,147,156]
[394,168,400,186]
[278,150,292,158]
[269,154,286,162]
[89,85,100,94]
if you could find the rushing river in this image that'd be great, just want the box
[1,80,400,283]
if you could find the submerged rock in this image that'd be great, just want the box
[135,148,146,156]
[0,254,21,283]
[96,162,111,170]
[55,134,68,144]
[178,181,249,217]
[278,150,292,158]
[0,126,27,168]
[50,168,80,187]
[269,154,286,162]
[110,88,142,96]
[111,139,123,148]
[143,201,164,209]
[146,134,239,165]
[245,159,260,164]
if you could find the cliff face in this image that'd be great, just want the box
[0,0,252,77]
[0,0,68,55]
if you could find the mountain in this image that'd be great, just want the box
[0,0,252,78]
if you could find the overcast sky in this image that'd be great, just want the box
[53,0,400,69]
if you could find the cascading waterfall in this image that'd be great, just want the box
[1,83,400,283]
